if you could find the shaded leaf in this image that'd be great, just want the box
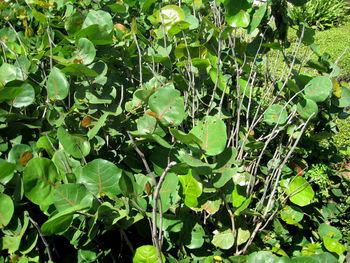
[0,193,14,228]
[23,158,58,207]
[47,67,69,100]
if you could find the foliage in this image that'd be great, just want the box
[0,0,349,262]
[288,0,350,30]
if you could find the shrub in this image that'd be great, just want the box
[0,0,349,262]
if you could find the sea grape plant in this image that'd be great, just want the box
[0,0,349,262]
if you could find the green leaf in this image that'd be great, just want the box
[41,204,88,235]
[184,223,205,249]
[72,38,96,65]
[87,112,109,140]
[170,128,202,145]
[36,136,57,157]
[248,4,267,34]
[137,113,157,134]
[247,251,277,263]
[310,253,339,263]
[0,158,15,181]
[0,63,20,85]
[212,229,235,250]
[78,159,122,196]
[318,223,342,241]
[83,10,114,34]
[280,205,304,226]
[227,10,250,28]
[0,193,14,228]
[155,5,185,31]
[2,212,29,253]
[65,12,84,35]
[209,68,230,94]
[159,173,179,213]
[304,76,332,102]
[234,194,252,215]
[322,236,346,254]
[237,228,250,245]
[180,153,216,169]
[0,87,23,104]
[23,158,58,207]
[213,167,238,188]
[287,177,314,206]
[77,24,113,45]
[19,229,38,255]
[148,88,185,126]
[61,64,98,77]
[334,86,350,108]
[264,104,288,125]
[11,83,35,108]
[52,150,80,174]
[8,144,33,171]
[133,245,165,263]
[190,116,227,156]
[179,170,202,208]
[224,0,250,28]
[54,184,93,212]
[47,67,69,100]
[297,99,318,120]
[57,127,90,159]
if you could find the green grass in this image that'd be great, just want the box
[266,21,350,81]
[313,21,350,79]
[265,22,350,150]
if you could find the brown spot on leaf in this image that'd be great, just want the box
[20,151,33,166]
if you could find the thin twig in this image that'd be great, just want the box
[126,131,153,176]
[25,212,54,262]
[152,161,177,263]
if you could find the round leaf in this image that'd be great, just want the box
[72,38,96,65]
[190,116,227,156]
[211,229,235,250]
[287,177,314,206]
[297,99,318,120]
[54,184,93,212]
[47,67,69,100]
[237,228,250,246]
[0,63,20,85]
[157,5,185,31]
[323,236,346,254]
[83,10,114,33]
[280,205,304,225]
[0,193,14,228]
[23,158,58,207]
[148,88,185,126]
[304,76,332,102]
[78,159,122,196]
[247,251,278,263]
[133,245,165,263]
[318,223,342,240]
[11,83,35,108]
[264,104,288,125]
[227,10,250,28]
